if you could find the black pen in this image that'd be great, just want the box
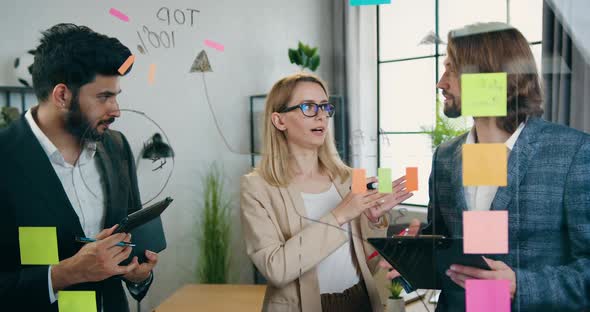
[349,182,379,190]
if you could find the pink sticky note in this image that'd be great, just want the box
[109,8,130,22]
[204,39,225,52]
[466,279,510,312]
[463,211,508,254]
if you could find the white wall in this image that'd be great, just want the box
[0,0,335,310]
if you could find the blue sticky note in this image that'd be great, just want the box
[350,0,391,6]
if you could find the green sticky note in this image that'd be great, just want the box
[461,73,507,117]
[350,0,391,5]
[378,168,392,193]
[18,227,59,265]
[58,291,97,312]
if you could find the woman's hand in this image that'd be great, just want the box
[332,187,389,226]
[364,176,414,223]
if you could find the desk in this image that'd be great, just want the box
[154,284,266,312]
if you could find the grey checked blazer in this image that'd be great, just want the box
[424,117,590,312]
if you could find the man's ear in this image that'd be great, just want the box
[51,83,72,109]
[271,112,287,131]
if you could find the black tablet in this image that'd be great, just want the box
[118,197,173,264]
[368,236,490,290]
[114,197,173,234]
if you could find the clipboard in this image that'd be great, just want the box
[368,236,490,290]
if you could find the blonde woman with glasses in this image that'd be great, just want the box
[240,73,413,312]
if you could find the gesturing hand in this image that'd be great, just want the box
[364,176,414,223]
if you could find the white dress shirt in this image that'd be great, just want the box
[463,122,525,211]
[302,184,360,294]
[25,109,106,304]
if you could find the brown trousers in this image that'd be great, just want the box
[320,279,373,312]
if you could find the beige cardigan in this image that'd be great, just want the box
[240,171,387,312]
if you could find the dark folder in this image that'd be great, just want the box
[368,236,491,290]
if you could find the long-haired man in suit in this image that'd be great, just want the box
[0,23,158,311]
[381,22,589,311]
[430,22,589,311]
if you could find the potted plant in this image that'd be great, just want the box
[197,163,232,283]
[0,107,20,129]
[288,41,320,72]
[421,94,469,149]
[386,280,405,312]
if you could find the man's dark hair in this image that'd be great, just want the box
[32,23,132,101]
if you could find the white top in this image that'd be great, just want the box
[25,109,106,304]
[463,122,525,211]
[302,184,360,294]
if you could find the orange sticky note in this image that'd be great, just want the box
[351,169,366,194]
[405,167,418,192]
[462,144,507,186]
[463,211,508,254]
[118,55,135,75]
[148,64,156,85]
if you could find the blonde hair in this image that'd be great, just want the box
[257,73,351,187]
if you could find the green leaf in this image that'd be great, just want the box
[309,47,318,57]
[288,48,301,65]
[309,54,320,71]
[300,52,309,69]
[298,41,305,52]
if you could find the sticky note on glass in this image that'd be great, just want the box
[350,0,391,5]
[463,211,508,254]
[19,227,59,265]
[118,55,135,75]
[405,167,418,192]
[58,291,97,312]
[466,280,510,312]
[462,144,507,186]
[352,169,367,194]
[461,73,507,117]
[148,64,156,85]
[109,8,130,22]
[377,168,392,193]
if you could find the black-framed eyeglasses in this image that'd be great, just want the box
[278,102,335,117]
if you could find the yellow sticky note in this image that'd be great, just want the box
[463,211,508,254]
[461,73,507,117]
[18,227,59,265]
[58,291,97,312]
[378,168,392,193]
[462,144,507,186]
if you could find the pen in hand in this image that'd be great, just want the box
[75,236,136,247]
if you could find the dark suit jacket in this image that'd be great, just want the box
[424,118,590,312]
[0,116,150,311]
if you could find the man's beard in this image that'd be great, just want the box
[442,93,462,118]
[64,96,113,142]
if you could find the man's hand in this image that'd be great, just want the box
[364,176,414,223]
[123,250,158,284]
[51,225,139,291]
[446,257,517,300]
[378,218,421,280]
